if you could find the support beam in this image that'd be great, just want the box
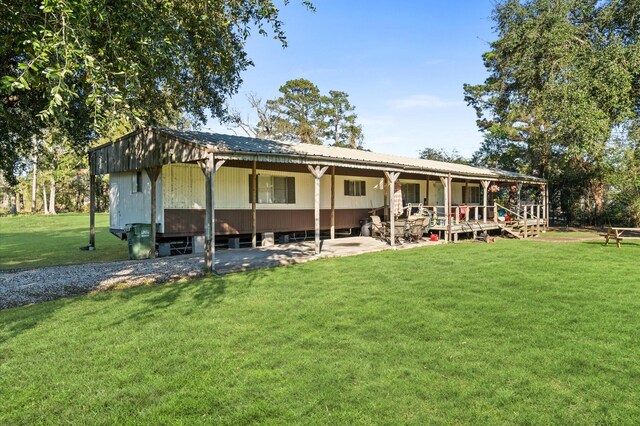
[542,184,549,229]
[146,167,162,259]
[251,160,257,248]
[481,180,490,224]
[384,171,400,248]
[439,175,450,242]
[198,155,226,272]
[308,165,329,254]
[89,172,96,249]
[330,166,335,240]
[425,176,430,206]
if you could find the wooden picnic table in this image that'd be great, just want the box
[602,227,640,248]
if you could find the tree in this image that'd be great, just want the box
[419,147,469,164]
[239,79,365,147]
[262,79,326,144]
[464,0,640,224]
[322,91,363,148]
[0,0,313,180]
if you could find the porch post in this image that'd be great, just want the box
[145,166,162,259]
[481,180,490,224]
[439,175,450,242]
[198,154,225,272]
[252,160,257,248]
[384,171,400,248]
[542,184,548,229]
[331,166,335,240]
[308,165,328,254]
[425,176,430,206]
[89,172,96,249]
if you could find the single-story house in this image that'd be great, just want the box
[88,127,547,270]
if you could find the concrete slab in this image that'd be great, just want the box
[213,236,442,273]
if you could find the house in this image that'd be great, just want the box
[88,128,547,270]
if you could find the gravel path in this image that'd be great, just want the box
[0,255,205,310]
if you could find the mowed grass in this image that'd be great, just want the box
[0,213,127,270]
[2,239,640,424]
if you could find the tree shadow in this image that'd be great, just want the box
[0,297,76,345]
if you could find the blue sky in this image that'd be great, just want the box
[207,1,497,158]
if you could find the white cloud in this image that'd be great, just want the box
[388,94,465,110]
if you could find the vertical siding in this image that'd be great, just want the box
[163,163,205,209]
[109,171,163,231]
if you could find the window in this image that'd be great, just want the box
[344,180,366,196]
[401,183,420,204]
[132,171,142,193]
[470,187,480,203]
[249,175,296,204]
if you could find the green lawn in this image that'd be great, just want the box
[0,213,127,270]
[2,239,639,424]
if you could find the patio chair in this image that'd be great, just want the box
[370,216,386,240]
[407,217,429,242]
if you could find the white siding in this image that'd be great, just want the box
[109,171,163,231]
[163,164,205,209]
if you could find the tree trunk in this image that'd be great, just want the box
[9,191,17,215]
[31,151,38,213]
[591,179,606,225]
[49,175,57,215]
[17,190,24,212]
[42,181,49,214]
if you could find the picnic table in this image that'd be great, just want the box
[602,227,640,248]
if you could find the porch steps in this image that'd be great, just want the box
[498,220,542,239]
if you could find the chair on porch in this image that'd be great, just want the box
[370,216,386,240]
[407,217,429,242]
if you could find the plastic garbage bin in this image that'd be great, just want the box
[125,223,152,260]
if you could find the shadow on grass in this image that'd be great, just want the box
[0,298,76,345]
[104,267,276,326]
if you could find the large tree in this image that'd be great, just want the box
[322,90,363,149]
[464,0,640,224]
[247,79,365,147]
[0,0,312,180]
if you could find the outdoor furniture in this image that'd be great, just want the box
[602,227,640,248]
[370,215,386,240]
[406,217,429,242]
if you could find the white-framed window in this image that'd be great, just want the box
[132,171,142,193]
[249,175,296,204]
[401,183,420,204]
[344,180,366,196]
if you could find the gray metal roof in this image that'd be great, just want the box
[158,127,545,183]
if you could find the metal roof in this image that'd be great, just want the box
[156,127,545,183]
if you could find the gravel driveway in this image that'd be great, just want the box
[0,255,205,310]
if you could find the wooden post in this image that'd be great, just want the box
[89,172,96,249]
[439,176,450,242]
[426,176,430,205]
[384,171,400,248]
[146,167,162,259]
[523,207,528,239]
[331,166,335,240]
[198,154,225,272]
[543,185,549,229]
[251,160,257,248]
[494,203,498,223]
[308,165,328,254]
[481,180,490,223]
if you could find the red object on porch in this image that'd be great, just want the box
[430,233,439,241]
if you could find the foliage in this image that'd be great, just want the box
[418,147,469,164]
[2,240,640,423]
[0,0,313,179]
[240,79,365,147]
[322,90,363,148]
[464,0,640,225]
[263,78,326,144]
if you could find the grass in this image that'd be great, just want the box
[2,238,640,424]
[0,213,127,270]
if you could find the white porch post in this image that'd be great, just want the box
[481,180,490,224]
[308,165,328,254]
[439,175,450,242]
[384,171,400,248]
